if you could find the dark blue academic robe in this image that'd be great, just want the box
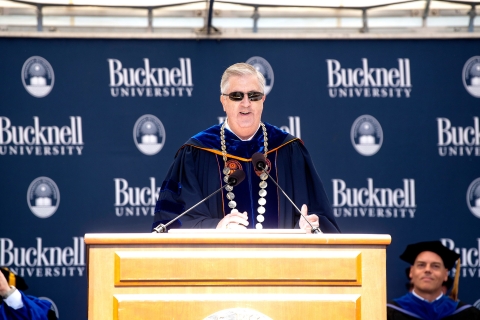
[152,122,340,233]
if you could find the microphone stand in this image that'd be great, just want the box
[152,170,245,233]
[252,153,322,234]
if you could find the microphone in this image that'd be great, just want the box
[152,169,246,233]
[251,152,322,234]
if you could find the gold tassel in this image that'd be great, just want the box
[1,267,16,287]
[449,258,461,301]
[8,272,16,287]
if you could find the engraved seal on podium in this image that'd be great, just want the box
[204,308,272,320]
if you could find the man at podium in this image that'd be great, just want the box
[152,62,340,233]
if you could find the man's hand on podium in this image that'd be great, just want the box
[216,209,249,229]
[299,204,320,233]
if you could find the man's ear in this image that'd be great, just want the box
[220,95,226,111]
[443,269,448,282]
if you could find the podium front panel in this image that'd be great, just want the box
[114,294,361,319]
[114,250,362,286]
[86,233,390,320]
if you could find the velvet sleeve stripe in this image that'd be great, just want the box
[386,303,423,319]
[154,199,184,215]
[453,304,474,315]
[160,179,182,195]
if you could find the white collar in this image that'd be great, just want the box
[224,118,260,141]
[412,290,443,302]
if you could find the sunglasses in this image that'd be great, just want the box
[222,91,264,101]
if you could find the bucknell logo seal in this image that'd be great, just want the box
[21,56,55,98]
[466,177,480,218]
[133,114,166,156]
[27,177,60,218]
[246,56,274,95]
[351,115,383,156]
[204,308,272,320]
[463,56,480,98]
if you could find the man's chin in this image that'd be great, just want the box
[415,285,441,294]
[229,123,259,139]
[236,115,254,123]
[235,120,257,129]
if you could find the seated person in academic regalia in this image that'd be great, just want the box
[387,241,480,320]
[152,62,340,233]
[0,267,57,320]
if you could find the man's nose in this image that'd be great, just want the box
[240,94,251,105]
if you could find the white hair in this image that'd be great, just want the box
[220,62,265,94]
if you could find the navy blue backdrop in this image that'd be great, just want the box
[0,37,479,319]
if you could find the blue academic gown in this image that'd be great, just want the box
[152,122,340,233]
[0,291,56,320]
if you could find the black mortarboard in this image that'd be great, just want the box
[1,267,28,291]
[399,240,460,270]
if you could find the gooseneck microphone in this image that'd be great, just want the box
[152,169,246,233]
[251,152,322,234]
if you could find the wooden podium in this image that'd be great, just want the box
[85,231,391,320]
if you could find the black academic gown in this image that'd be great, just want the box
[152,122,340,233]
[387,294,480,320]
